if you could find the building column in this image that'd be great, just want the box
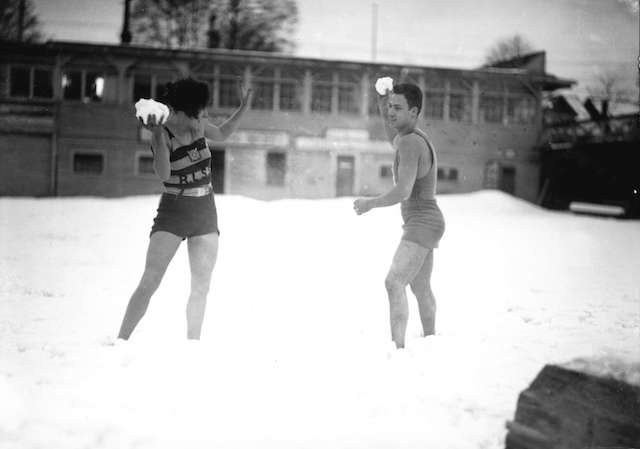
[471,80,480,124]
[443,80,451,123]
[418,73,427,114]
[274,67,281,112]
[244,65,252,110]
[302,69,312,114]
[360,71,370,117]
[331,72,339,115]
[503,85,509,126]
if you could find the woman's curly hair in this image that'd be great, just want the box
[160,77,210,119]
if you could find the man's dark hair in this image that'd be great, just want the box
[392,83,423,115]
[162,78,210,118]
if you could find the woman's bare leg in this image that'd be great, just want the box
[118,231,182,340]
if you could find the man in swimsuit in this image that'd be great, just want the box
[354,82,445,349]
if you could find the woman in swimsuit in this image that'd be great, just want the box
[118,77,252,340]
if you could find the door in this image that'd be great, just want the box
[336,155,355,196]
[210,149,225,194]
[499,166,516,195]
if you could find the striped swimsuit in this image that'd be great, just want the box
[393,129,445,249]
[149,126,219,238]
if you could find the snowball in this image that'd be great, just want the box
[375,77,394,95]
[134,98,170,125]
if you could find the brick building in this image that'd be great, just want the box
[0,41,572,200]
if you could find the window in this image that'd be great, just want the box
[73,153,104,174]
[9,67,30,97]
[62,71,82,100]
[217,64,243,109]
[137,154,155,175]
[9,66,54,99]
[379,165,393,179]
[480,96,504,123]
[449,92,468,122]
[133,74,152,102]
[424,91,444,120]
[279,68,303,111]
[219,78,239,108]
[311,70,333,113]
[337,71,360,115]
[62,70,104,102]
[85,72,105,102]
[266,152,286,186]
[437,167,459,181]
[252,67,275,111]
[507,96,536,124]
[33,69,53,98]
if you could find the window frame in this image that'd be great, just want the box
[7,64,55,100]
[61,68,108,103]
[72,151,105,175]
[134,150,156,177]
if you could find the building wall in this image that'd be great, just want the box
[0,133,52,196]
[1,42,561,202]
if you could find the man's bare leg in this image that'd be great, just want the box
[410,249,436,337]
[118,231,182,340]
[385,240,428,348]
[186,233,219,340]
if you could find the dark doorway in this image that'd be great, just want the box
[336,155,355,196]
[499,166,516,194]
[210,149,225,194]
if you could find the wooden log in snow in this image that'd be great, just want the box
[505,357,640,449]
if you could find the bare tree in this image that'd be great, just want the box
[587,70,638,111]
[131,0,298,52]
[484,34,535,65]
[0,0,43,42]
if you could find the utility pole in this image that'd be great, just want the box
[120,0,132,45]
[371,2,379,62]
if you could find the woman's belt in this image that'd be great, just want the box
[164,184,213,197]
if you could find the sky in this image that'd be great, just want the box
[1,191,639,448]
[31,0,640,97]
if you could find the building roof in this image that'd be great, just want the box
[1,40,575,91]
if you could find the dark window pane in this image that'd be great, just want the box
[311,84,332,113]
[73,153,104,174]
[33,69,53,98]
[137,155,155,174]
[279,82,301,111]
[481,96,503,123]
[449,93,467,121]
[266,152,286,186]
[63,71,82,100]
[338,85,359,114]
[133,74,152,102]
[10,67,30,97]
[252,80,274,110]
[379,165,393,178]
[219,78,239,108]
[85,72,104,102]
[424,92,444,120]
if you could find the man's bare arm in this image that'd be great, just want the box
[367,136,420,209]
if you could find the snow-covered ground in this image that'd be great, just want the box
[1,191,638,449]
